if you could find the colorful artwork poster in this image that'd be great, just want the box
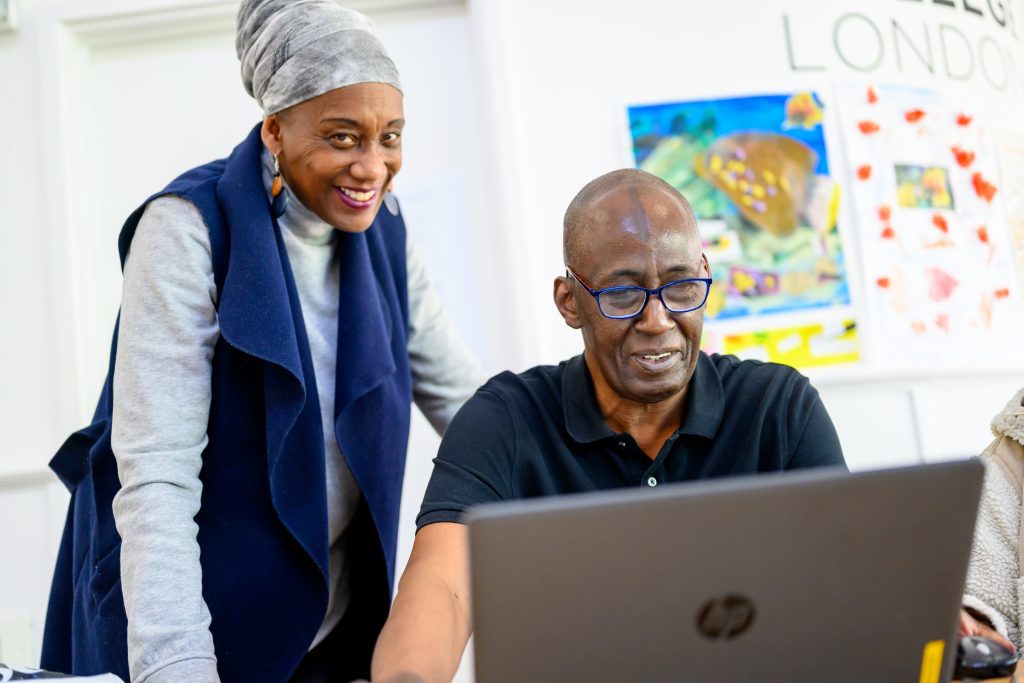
[836,84,1023,353]
[628,93,851,321]
[701,318,860,370]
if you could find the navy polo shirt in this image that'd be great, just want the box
[416,352,846,528]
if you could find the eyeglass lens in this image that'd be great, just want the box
[598,280,708,317]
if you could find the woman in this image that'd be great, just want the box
[40,2,483,681]
[960,388,1024,654]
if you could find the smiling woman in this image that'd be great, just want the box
[263,83,405,232]
[39,2,484,682]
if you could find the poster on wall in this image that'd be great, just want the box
[836,84,1024,360]
[628,92,850,321]
[702,318,860,369]
[628,92,859,371]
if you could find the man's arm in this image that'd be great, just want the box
[371,383,518,682]
[372,523,473,683]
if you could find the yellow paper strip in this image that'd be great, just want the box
[918,639,945,683]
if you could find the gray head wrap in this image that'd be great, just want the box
[237,0,402,115]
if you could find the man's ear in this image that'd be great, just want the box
[553,275,583,330]
[260,114,283,156]
[701,252,711,277]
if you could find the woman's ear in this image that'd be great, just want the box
[553,275,583,330]
[260,114,283,156]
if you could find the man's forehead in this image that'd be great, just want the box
[585,184,697,239]
[581,222,702,281]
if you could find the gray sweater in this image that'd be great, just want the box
[111,167,484,682]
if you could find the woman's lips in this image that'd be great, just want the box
[632,350,681,373]
[335,186,378,210]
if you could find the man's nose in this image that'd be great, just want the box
[634,294,674,335]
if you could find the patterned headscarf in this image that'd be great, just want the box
[236,0,402,115]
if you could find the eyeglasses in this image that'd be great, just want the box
[566,266,712,320]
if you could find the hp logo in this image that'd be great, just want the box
[696,594,757,640]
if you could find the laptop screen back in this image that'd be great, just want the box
[467,461,984,683]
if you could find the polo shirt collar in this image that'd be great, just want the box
[562,354,615,443]
[679,352,724,439]
[561,351,724,444]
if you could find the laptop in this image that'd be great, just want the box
[466,460,985,683]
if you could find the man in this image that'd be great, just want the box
[370,169,846,683]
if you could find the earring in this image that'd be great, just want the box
[271,153,288,218]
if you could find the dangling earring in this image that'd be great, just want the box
[271,153,288,218]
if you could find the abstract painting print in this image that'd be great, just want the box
[628,93,850,321]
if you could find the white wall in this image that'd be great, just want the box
[2,0,1024,677]
[0,0,67,478]
[0,0,77,662]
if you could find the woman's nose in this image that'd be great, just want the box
[350,144,387,183]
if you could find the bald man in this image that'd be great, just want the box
[370,169,846,683]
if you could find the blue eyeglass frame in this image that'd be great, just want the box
[565,265,713,320]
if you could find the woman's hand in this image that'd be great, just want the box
[959,608,1016,653]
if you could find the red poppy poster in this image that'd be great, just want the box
[837,84,1022,359]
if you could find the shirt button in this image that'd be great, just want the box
[617,440,628,449]
[647,476,658,487]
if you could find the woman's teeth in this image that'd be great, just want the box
[341,188,376,202]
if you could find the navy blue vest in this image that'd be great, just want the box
[41,124,413,681]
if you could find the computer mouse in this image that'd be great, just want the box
[955,635,1019,680]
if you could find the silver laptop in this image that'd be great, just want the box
[467,461,984,683]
